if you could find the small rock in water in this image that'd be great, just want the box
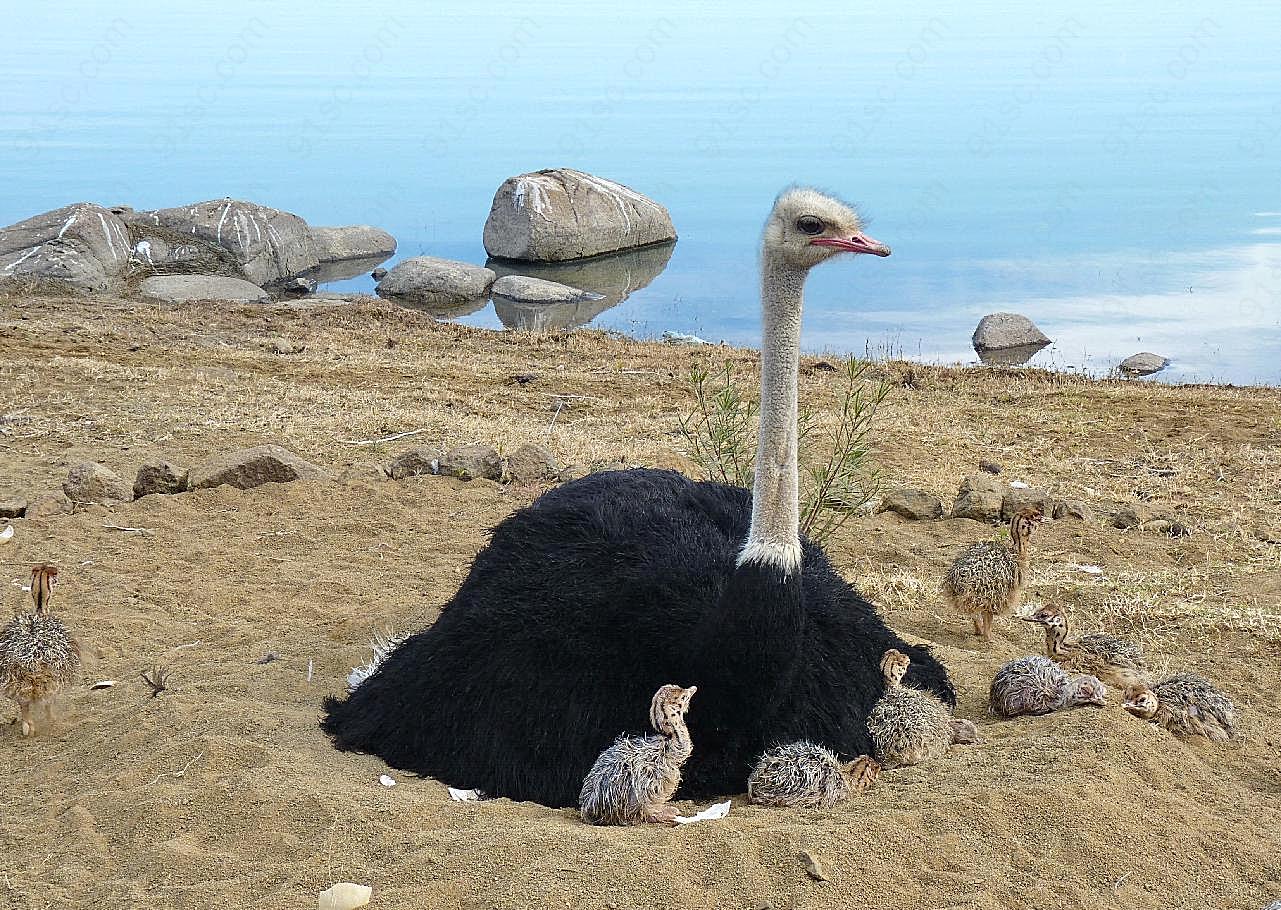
[799,850,829,882]
[1118,352,1169,376]
[491,274,603,304]
[972,313,1051,353]
[371,267,388,281]
[375,255,495,304]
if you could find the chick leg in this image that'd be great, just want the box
[642,804,680,826]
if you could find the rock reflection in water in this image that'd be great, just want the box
[974,341,1051,367]
[301,254,392,285]
[393,296,491,319]
[487,241,675,331]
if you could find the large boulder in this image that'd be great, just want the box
[138,275,270,304]
[972,313,1051,355]
[188,444,329,491]
[64,461,133,504]
[491,275,603,304]
[483,169,676,262]
[0,203,133,291]
[131,199,319,288]
[375,256,495,305]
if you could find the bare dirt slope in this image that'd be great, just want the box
[1,294,1279,910]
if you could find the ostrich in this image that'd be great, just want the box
[321,187,955,807]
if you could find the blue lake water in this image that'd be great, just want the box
[4,2,1280,384]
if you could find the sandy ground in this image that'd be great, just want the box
[1,293,1279,910]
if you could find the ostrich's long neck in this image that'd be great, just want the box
[739,255,806,574]
[660,719,693,768]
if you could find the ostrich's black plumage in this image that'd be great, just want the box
[322,468,954,807]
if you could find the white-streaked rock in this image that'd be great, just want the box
[0,203,133,291]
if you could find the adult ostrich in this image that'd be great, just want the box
[322,187,954,807]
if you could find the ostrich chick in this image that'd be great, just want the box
[1,566,81,736]
[943,509,1043,641]
[1021,603,1147,688]
[748,742,880,809]
[579,684,697,826]
[1123,673,1236,741]
[867,649,977,767]
[989,655,1107,718]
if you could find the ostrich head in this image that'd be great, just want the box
[649,684,697,735]
[1019,603,1069,652]
[842,755,881,792]
[763,187,890,272]
[879,649,910,688]
[1010,508,1044,547]
[1121,683,1159,719]
[30,564,58,613]
[1064,674,1108,708]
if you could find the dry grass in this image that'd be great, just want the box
[1,292,1280,910]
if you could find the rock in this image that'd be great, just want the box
[1001,487,1053,520]
[878,487,945,521]
[131,199,319,288]
[491,275,604,304]
[1140,518,1190,537]
[64,461,132,504]
[1118,352,1169,376]
[24,490,72,520]
[1111,503,1150,529]
[338,462,390,484]
[438,444,502,482]
[0,203,133,291]
[0,497,26,519]
[387,447,438,481]
[979,459,1002,474]
[187,444,329,491]
[799,850,829,882]
[371,267,388,281]
[260,336,301,355]
[133,460,188,498]
[505,443,559,483]
[557,464,589,483]
[138,275,270,304]
[375,256,495,305]
[952,474,1007,522]
[307,226,396,264]
[483,168,677,262]
[1052,499,1093,521]
[972,313,1051,353]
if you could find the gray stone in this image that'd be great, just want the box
[260,336,302,355]
[375,256,495,305]
[139,275,270,304]
[0,203,133,291]
[1140,517,1190,537]
[371,267,388,281]
[979,459,1002,474]
[1119,352,1169,376]
[187,444,329,491]
[308,226,396,264]
[972,313,1051,352]
[491,275,604,304]
[133,460,188,498]
[1053,499,1093,521]
[132,199,319,287]
[557,464,590,483]
[338,462,390,483]
[64,461,132,504]
[1112,503,1150,529]
[505,443,560,483]
[952,474,1007,522]
[483,168,677,262]
[1001,487,1053,520]
[388,447,438,480]
[439,444,502,481]
[0,496,26,519]
[24,490,72,520]
[878,487,945,521]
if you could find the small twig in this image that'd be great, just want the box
[171,640,203,651]
[337,428,428,446]
[1114,871,1134,892]
[546,399,566,434]
[146,750,204,787]
[141,666,170,697]
[307,659,314,682]
[103,524,155,535]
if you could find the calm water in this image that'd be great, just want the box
[4,2,1280,384]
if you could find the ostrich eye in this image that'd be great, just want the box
[795,215,825,235]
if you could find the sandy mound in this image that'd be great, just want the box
[1,294,1279,909]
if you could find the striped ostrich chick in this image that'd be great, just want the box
[579,684,697,826]
[748,742,880,809]
[989,655,1107,718]
[943,509,1044,641]
[867,649,978,767]
[1,565,81,736]
[1123,673,1236,742]
[1021,603,1147,689]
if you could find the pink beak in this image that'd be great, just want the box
[811,231,891,257]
